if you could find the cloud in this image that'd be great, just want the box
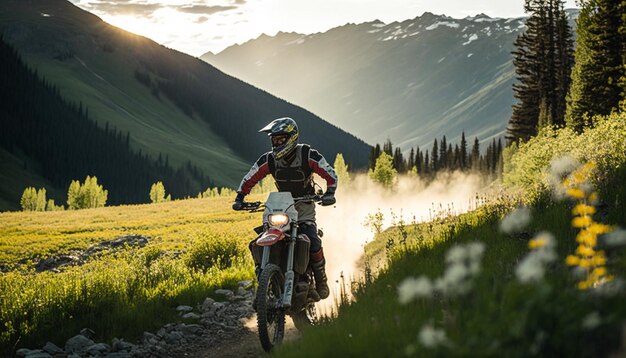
[83,1,163,17]
[177,5,236,15]
[232,0,246,4]
[195,16,209,23]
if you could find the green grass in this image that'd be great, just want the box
[273,165,626,356]
[0,195,266,355]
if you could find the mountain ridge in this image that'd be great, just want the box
[0,0,370,209]
[203,10,578,151]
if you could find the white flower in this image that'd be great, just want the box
[466,242,486,260]
[581,312,601,330]
[418,323,448,348]
[445,245,466,264]
[515,232,557,283]
[499,207,531,234]
[398,276,433,304]
[604,229,626,247]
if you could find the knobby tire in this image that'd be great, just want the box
[256,264,285,352]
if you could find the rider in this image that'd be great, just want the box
[232,117,337,299]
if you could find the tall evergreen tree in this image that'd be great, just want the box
[431,139,439,173]
[566,0,625,130]
[471,137,480,172]
[508,0,574,142]
[460,132,468,170]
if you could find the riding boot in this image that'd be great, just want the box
[310,250,329,299]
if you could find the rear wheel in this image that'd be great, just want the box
[256,264,285,352]
[292,302,318,331]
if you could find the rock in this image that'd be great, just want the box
[164,331,183,345]
[178,324,203,336]
[156,327,167,338]
[142,331,158,344]
[16,348,32,357]
[86,343,110,356]
[201,297,215,310]
[24,350,52,358]
[238,280,253,287]
[105,352,131,358]
[182,312,201,320]
[65,334,95,354]
[176,305,193,313]
[42,341,64,355]
[80,327,96,338]
[236,286,249,296]
[215,289,234,299]
[111,338,134,353]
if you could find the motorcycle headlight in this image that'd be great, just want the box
[268,214,289,227]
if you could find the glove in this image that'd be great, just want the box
[232,192,245,211]
[321,192,336,206]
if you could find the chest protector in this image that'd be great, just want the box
[268,144,314,198]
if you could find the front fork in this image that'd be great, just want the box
[259,223,298,309]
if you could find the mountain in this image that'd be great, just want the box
[0,38,209,209]
[203,11,579,150]
[0,0,370,209]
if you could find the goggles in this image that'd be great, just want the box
[271,135,288,147]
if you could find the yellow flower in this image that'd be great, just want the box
[567,188,586,199]
[588,223,613,235]
[576,245,595,257]
[592,255,607,266]
[572,204,596,216]
[528,238,546,249]
[576,230,597,246]
[565,255,580,266]
[572,216,592,228]
[588,192,599,203]
[578,280,591,290]
[591,267,608,278]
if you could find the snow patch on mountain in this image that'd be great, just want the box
[462,34,478,45]
[426,21,460,30]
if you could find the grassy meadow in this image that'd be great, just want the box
[274,113,626,357]
[0,194,265,354]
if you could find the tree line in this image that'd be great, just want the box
[507,0,626,143]
[0,37,214,207]
[368,134,503,179]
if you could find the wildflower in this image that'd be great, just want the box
[499,207,532,234]
[567,188,586,200]
[581,312,601,330]
[587,223,612,235]
[603,229,626,247]
[398,276,433,304]
[572,204,596,216]
[572,216,592,228]
[515,232,556,283]
[445,245,466,264]
[565,255,580,266]
[418,323,448,349]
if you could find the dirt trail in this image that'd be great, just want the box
[174,315,301,357]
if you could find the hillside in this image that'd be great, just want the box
[0,38,209,209]
[0,0,370,207]
[203,11,578,150]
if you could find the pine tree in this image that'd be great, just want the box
[369,144,382,170]
[508,0,574,142]
[440,136,447,170]
[431,139,439,172]
[566,0,624,130]
[471,137,480,172]
[460,132,468,170]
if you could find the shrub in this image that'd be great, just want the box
[185,233,248,272]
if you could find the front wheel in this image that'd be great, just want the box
[256,264,285,352]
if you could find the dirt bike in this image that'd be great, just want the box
[240,192,325,352]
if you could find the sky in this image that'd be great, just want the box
[69,0,578,57]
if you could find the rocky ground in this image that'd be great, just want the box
[15,280,299,358]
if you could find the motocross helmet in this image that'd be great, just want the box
[259,117,299,160]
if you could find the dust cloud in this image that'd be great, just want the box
[314,171,485,314]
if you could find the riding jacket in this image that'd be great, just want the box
[237,144,338,223]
